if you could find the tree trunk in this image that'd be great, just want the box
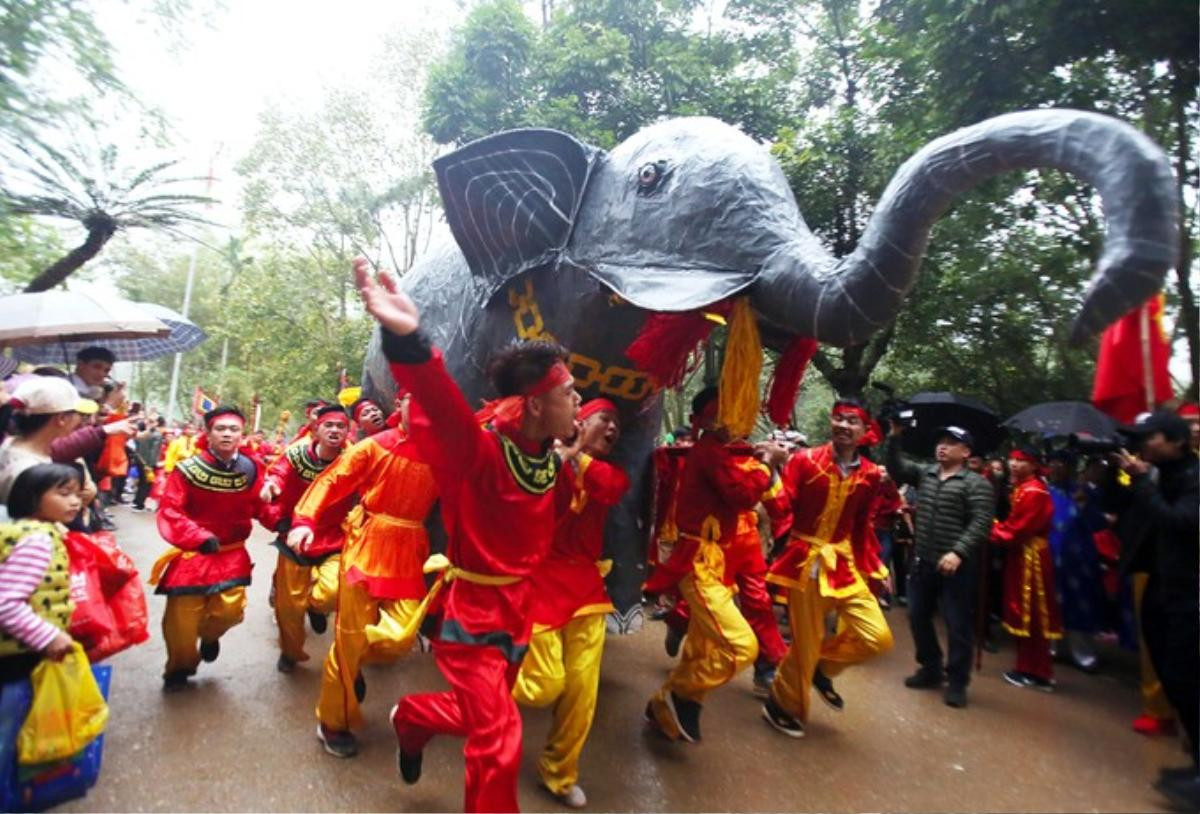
[1169,64,1199,399]
[23,223,116,292]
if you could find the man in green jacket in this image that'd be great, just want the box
[885,423,993,708]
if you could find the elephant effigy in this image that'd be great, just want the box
[363,109,1178,628]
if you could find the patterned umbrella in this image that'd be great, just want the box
[0,290,168,347]
[13,302,207,363]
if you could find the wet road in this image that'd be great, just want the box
[61,505,1187,812]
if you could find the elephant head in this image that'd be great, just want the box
[433,110,1178,351]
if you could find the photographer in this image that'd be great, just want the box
[1111,411,1198,804]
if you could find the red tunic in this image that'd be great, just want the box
[528,453,630,631]
[990,476,1062,638]
[152,450,265,595]
[389,350,573,661]
[643,432,773,594]
[649,445,689,565]
[258,441,350,564]
[768,443,885,598]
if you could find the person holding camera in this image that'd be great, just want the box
[885,424,994,708]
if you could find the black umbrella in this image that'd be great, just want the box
[1002,401,1119,441]
[898,391,1003,456]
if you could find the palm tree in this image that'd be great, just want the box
[1,137,214,292]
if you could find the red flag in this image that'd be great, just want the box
[192,387,216,417]
[1091,294,1173,422]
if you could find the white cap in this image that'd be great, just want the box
[10,376,99,415]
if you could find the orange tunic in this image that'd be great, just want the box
[292,428,436,601]
[768,443,885,598]
[527,453,630,631]
[990,476,1061,638]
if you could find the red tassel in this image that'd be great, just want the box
[765,337,818,427]
[625,305,730,389]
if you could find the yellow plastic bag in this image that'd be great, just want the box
[17,643,109,765]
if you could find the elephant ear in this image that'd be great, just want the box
[434,129,601,300]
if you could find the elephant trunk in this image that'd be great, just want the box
[752,109,1180,347]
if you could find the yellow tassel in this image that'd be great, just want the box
[717,298,762,438]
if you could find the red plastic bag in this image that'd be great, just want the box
[63,532,148,663]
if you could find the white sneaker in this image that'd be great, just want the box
[547,783,587,809]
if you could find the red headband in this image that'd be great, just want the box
[525,360,573,397]
[351,401,375,422]
[1009,449,1040,464]
[1178,402,1200,419]
[831,404,870,424]
[578,398,618,422]
[205,413,244,430]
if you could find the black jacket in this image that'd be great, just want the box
[1113,453,1199,607]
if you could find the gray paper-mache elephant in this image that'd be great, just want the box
[363,109,1178,628]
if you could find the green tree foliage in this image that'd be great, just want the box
[0,128,214,291]
[423,0,798,148]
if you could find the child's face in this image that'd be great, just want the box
[39,480,82,524]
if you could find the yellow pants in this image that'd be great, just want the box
[649,542,757,737]
[316,577,421,732]
[273,552,340,662]
[1133,573,1174,719]
[162,586,247,675]
[772,580,892,723]
[513,613,606,794]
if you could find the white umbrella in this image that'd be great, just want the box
[14,302,207,363]
[0,290,169,347]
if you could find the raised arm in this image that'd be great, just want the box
[356,258,485,472]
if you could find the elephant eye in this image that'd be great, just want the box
[636,161,668,194]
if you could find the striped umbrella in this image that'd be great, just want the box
[13,302,208,364]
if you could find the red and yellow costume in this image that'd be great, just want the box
[990,473,1061,680]
[513,447,629,796]
[642,431,773,737]
[259,440,351,664]
[293,427,437,733]
[766,442,892,724]
[384,333,572,813]
[149,448,264,677]
[649,444,688,567]
[162,432,198,474]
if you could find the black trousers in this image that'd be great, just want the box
[1141,576,1199,768]
[133,463,152,509]
[907,554,977,689]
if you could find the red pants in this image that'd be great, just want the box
[1015,629,1053,681]
[392,641,523,813]
[665,570,788,667]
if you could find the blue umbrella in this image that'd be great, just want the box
[14,302,208,364]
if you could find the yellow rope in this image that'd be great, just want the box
[717,298,762,438]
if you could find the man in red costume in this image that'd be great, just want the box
[292,390,438,759]
[762,400,892,738]
[513,397,629,808]
[642,386,785,744]
[356,258,578,813]
[991,446,1060,691]
[150,406,265,691]
[350,397,387,439]
[259,404,352,673]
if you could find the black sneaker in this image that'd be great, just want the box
[761,694,805,738]
[308,610,328,635]
[277,654,296,673]
[812,668,844,712]
[317,725,359,758]
[1003,670,1032,688]
[664,626,684,658]
[944,685,968,708]
[199,639,220,663]
[354,673,367,703]
[162,670,190,692]
[904,668,944,689]
[391,704,422,784]
[667,691,702,743]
